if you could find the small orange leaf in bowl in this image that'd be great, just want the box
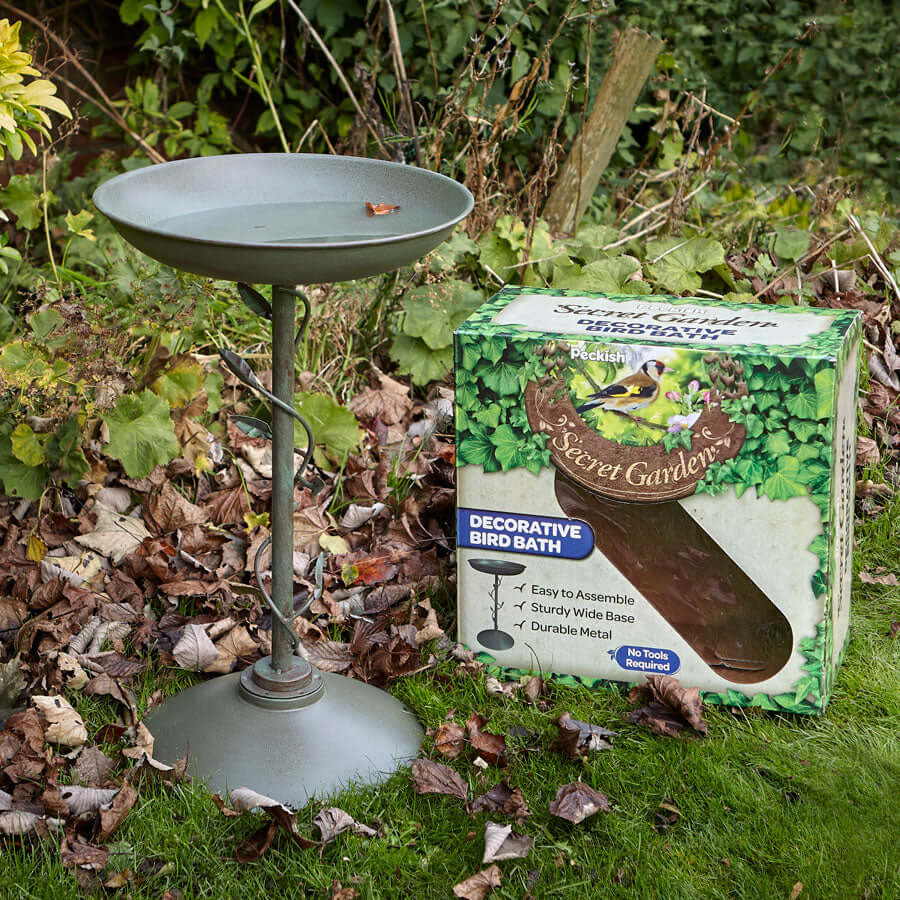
[365,201,400,216]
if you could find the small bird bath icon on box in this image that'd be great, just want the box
[467,558,526,652]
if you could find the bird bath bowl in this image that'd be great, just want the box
[467,558,526,652]
[94,154,472,806]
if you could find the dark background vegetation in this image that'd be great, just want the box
[8,0,900,199]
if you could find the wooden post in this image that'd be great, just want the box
[542,28,663,236]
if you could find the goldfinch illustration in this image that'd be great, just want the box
[575,360,673,414]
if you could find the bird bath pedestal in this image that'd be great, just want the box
[94,154,472,806]
[467,558,526,651]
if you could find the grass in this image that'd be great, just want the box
[4,492,898,900]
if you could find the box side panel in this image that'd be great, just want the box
[828,342,858,685]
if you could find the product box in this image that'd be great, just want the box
[454,287,861,714]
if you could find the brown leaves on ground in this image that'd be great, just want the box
[214,787,317,862]
[410,759,469,802]
[550,712,617,759]
[429,719,466,760]
[453,864,502,899]
[465,713,507,766]
[481,820,532,863]
[471,781,531,821]
[548,781,611,824]
[653,799,681,832]
[858,569,899,586]
[627,675,709,737]
[213,789,377,862]
[312,806,377,842]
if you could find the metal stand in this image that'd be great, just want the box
[468,558,525,652]
[146,285,422,807]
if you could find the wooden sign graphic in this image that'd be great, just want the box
[524,379,745,502]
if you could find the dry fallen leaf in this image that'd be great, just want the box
[465,714,507,767]
[410,758,468,802]
[481,821,533,863]
[471,780,531,820]
[75,503,150,564]
[73,747,115,786]
[452,864,502,900]
[484,676,516,699]
[431,721,466,760]
[97,783,139,841]
[312,806,377,843]
[205,625,260,674]
[856,435,880,467]
[550,711,617,759]
[340,502,387,530]
[172,623,218,671]
[365,201,400,216]
[653,799,681,832]
[59,785,117,816]
[60,836,109,870]
[219,787,317,861]
[0,810,62,836]
[121,722,155,761]
[348,369,412,425]
[32,695,88,747]
[627,675,708,737]
[859,570,899,586]
[146,481,207,533]
[548,781,611,824]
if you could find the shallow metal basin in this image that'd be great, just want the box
[93,153,473,284]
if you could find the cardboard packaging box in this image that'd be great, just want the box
[455,287,861,714]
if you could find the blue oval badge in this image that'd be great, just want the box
[610,645,680,676]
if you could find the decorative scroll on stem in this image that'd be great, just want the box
[217,283,324,651]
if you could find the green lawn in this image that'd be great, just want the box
[3,495,898,900]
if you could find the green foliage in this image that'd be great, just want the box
[455,334,551,475]
[293,391,363,466]
[646,238,726,294]
[619,0,900,191]
[102,390,181,478]
[390,280,484,386]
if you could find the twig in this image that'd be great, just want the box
[283,0,393,160]
[847,213,900,303]
[417,0,439,93]
[609,409,667,430]
[601,217,666,251]
[752,229,851,300]
[383,0,423,167]
[685,92,736,124]
[294,118,318,152]
[572,0,595,238]
[1,1,166,164]
[622,180,709,233]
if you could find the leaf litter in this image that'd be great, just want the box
[3,272,889,889]
[0,357,461,874]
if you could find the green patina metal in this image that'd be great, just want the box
[93,153,473,805]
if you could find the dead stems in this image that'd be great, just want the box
[283,0,393,160]
[383,0,423,167]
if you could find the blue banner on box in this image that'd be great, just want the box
[609,645,681,676]
[457,508,593,559]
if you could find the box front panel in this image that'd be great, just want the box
[456,312,853,712]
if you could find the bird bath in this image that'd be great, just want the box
[94,154,472,806]
[467,558,527,651]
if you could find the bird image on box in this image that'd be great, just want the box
[575,360,673,414]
